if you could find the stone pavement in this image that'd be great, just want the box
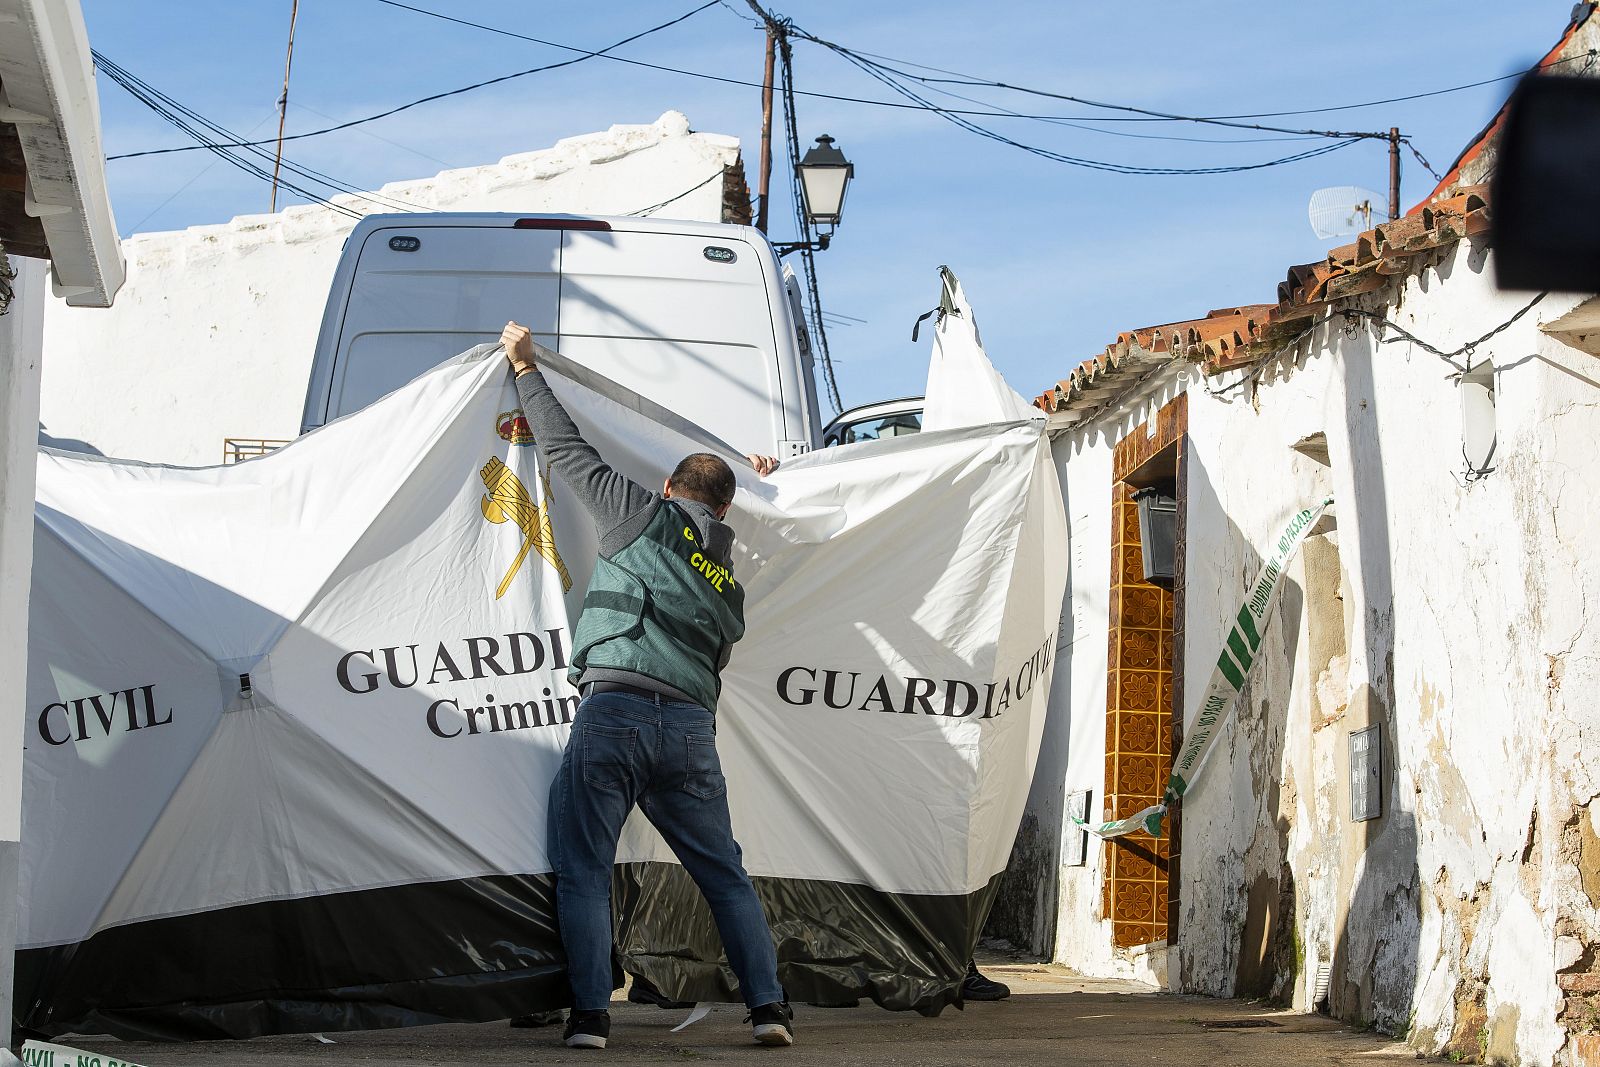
[46,963,1436,1067]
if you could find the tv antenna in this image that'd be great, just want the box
[1308,186,1385,240]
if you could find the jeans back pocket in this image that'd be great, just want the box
[581,723,638,789]
[684,735,727,800]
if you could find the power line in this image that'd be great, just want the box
[95,53,360,217]
[94,51,434,216]
[804,32,1393,143]
[99,51,431,213]
[808,34,1364,176]
[773,30,841,412]
[127,108,279,231]
[1173,53,1595,122]
[291,100,452,168]
[628,170,725,216]
[104,0,1470,163]
[106,1,723,160]
[837,39,1598,124]
[895,69,1321,145]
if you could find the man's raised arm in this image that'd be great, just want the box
[502,321,653,536]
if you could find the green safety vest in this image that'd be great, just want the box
[570,500,746,711]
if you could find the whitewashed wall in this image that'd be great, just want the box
[1047,239,1600,1065]
[38,112,738,465]
[0,257,49,1035]
[1047,374,1188,988]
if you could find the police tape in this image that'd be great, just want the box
[21,1040,145,1067]
[1077,497,1334,841]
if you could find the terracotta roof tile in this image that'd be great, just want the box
[1037,183,1495,415]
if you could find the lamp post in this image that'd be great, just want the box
[774,134,855,256]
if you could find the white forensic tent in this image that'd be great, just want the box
[19,344,1065,1038]
[921,266,1042,432]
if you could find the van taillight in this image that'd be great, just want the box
[513,218,612,231]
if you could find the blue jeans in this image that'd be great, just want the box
[549,689,784,1012]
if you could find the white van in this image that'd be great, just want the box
[300,213,823,457]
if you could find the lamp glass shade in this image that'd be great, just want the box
[799,164,851,225]
[797,135,853,226]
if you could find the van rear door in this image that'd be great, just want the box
[320,225,561,422]
[557,229,782,453]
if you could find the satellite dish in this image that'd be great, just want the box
[1308,186,1384,240]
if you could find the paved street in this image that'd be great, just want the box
[48,963,1436,1067]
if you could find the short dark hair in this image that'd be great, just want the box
[668,453,736,509]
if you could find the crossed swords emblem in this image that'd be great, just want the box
[479,456,573,598]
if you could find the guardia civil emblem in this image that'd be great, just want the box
[480,457,572,597]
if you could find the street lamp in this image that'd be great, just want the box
[775,135,854,256]
[798,135,853,230]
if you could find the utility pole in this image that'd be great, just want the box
[270,0,300,213]
[1388,127,1401,222]
[756,26,776,232]
[747,0,778,233]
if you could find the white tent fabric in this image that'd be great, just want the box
[20,344,1066,1036]
[921,267,1042,431]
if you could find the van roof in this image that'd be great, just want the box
[345,212,764,244]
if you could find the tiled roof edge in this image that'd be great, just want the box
[1036,186,1490,418]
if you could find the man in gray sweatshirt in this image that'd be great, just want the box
[500,322,792,1051]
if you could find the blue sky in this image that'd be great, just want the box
[82,1,1579,412]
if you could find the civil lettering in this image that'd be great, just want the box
[39,703,70,746]
[37,684,169,746]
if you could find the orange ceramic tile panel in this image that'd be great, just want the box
[1103,395,1186,950]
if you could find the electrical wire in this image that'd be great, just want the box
[94,52,364,217]
[835,44,1597,123]
[628,170,725,216]
[126,108,279,231]
[95,51,433,215]
[104,0,1598,172]
[808,33,1364,176]
[106,1,723,160]
[863,51,1319,146]
[852,49,1597,128]
[1342,291,1548,378]
[822,43,1392,142]
[1202,291,1550,487]
[775,31,841,412]
[1406,141,1444,182]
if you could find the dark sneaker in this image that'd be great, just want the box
[627,973,694,1010]
[748,1001,795,1046]
[508,1009,566,1028]
[961,961,1011,1001]
[563,1009,611,1049]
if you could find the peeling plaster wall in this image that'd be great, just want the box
[37,112,738,465]
[1048,239,1600,1065]
[1177,242,1598,1066]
